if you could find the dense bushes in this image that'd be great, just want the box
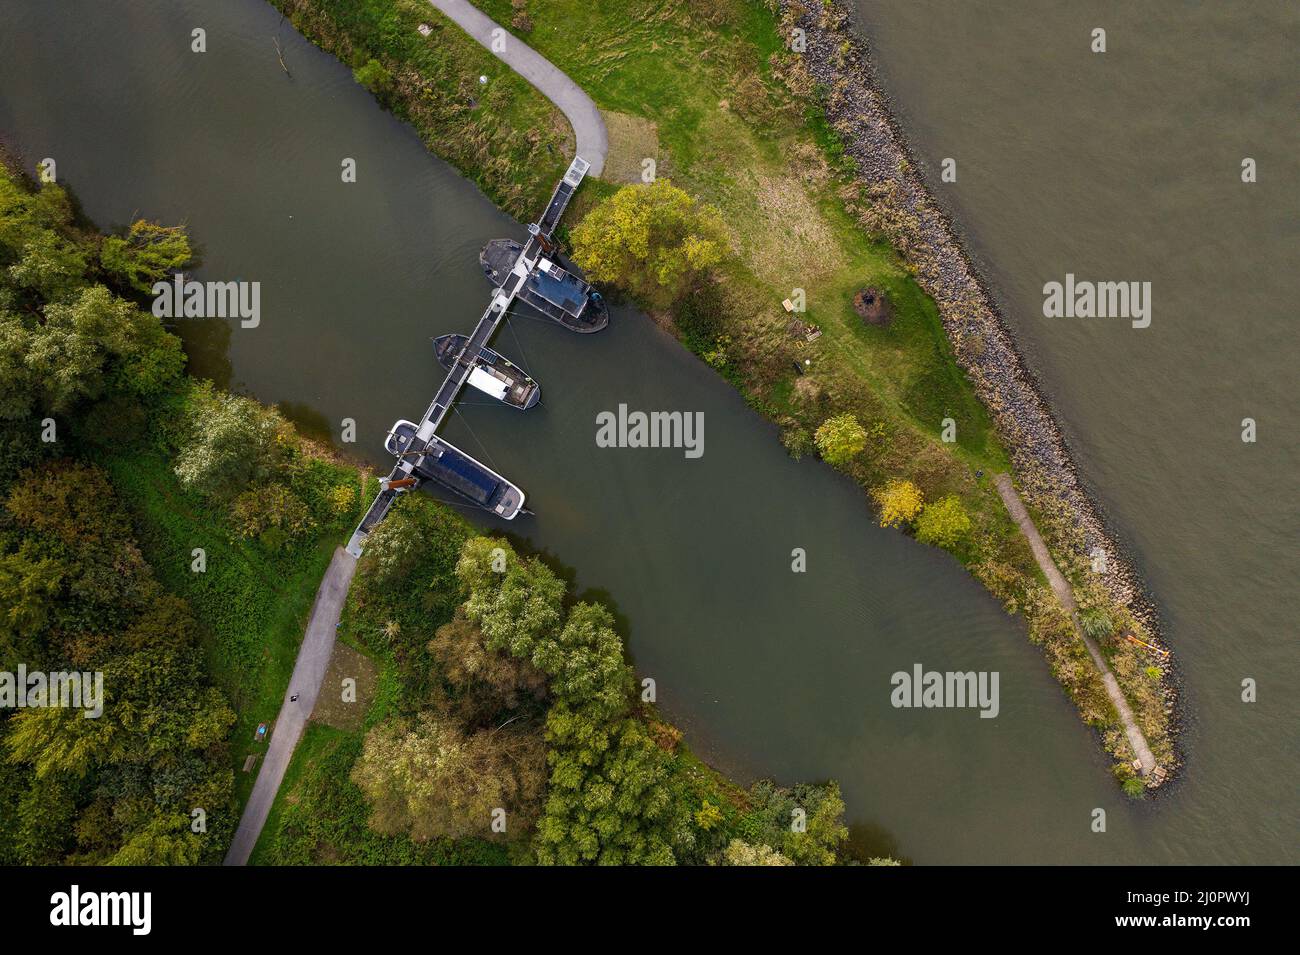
[0,165,240,863]
[915,495,972,549]
[0,462,236,864]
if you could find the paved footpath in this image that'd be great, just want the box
[427,0,607,176]
[994,474,1157,776]
[224,547,358,866]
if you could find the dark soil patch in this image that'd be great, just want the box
[854,287,892,326]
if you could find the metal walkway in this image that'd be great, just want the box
[347,158,590,557]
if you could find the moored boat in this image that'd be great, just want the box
[384,419,526,519]
[479,238,609,333]
[432,333,540,410]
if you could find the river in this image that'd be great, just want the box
[0,0,1292,863]
[850,0,1300,863]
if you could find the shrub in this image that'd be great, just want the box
[1078,608,1115,641]
[871,479,923,528]
[353,58,393,97]
[674,276,727,351]
[172,383,292,500]
[229,483,315,540]
[781,426,811,460]
[1122,777,1146,799]
[814,413,867,466]
[100,220,191,293]
[738,780,848,866]
[721,839,792,866]
[694,800,723,832]
[914,495,972,548]
[329,483,357,516]
[351,712,546,841]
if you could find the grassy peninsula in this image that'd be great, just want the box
[267,0,1175,783]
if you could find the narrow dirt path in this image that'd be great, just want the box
[994,473,1156,775]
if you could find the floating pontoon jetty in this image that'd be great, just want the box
[347,157,597,557]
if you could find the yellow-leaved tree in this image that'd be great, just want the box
[570,180,728,306]
[871,479,924,528]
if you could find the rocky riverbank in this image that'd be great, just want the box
[778,0,1178,779]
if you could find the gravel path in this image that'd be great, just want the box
[223,547,358,866]
[427,0,607,176]
[995,475,1157,775]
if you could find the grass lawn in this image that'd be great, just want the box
[478,0,1007,468]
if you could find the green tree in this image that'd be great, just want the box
[740,779,848,866]
[173,382,291,499]
[99,220,191,294]
[695,800,724,831]
[914,495,972,548]
[531,602,632,722]
[10,775,77,865]
[7,229,88,302]
[351,712,546,840]
[0,177,77,259]
[5,461,133,551]
[0,544,65,662]
[570,180,728,306]
[814,413,867,466]
[456,536,685,864]
[5,648,235,781]
[228,483,315,541]
[429,609,548,726]
[24,285,183,413]
[0,314,37,419]
[722,838,793,866]
[457,537,567,661]
[535,709,677,865]
[107,814,203,866]
[356,496,431,593]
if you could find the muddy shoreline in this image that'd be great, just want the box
[780,0,1178,765]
